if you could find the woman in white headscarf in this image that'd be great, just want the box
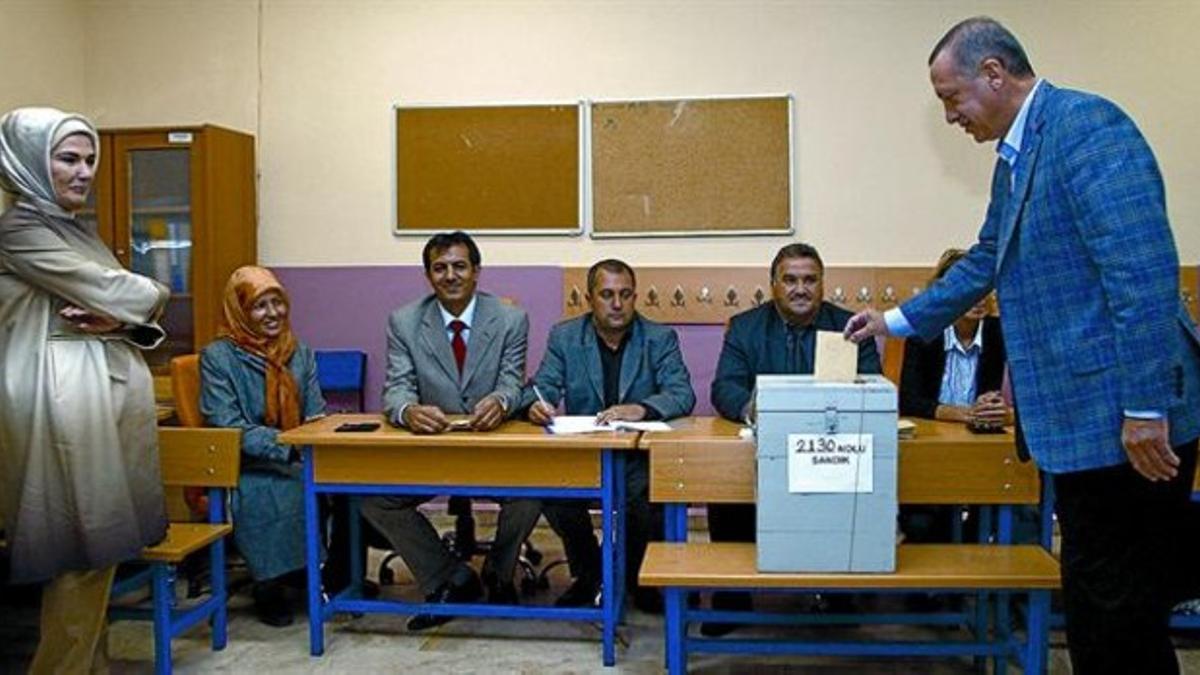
[0,107,169,673]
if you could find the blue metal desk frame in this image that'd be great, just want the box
[657,502,1052,675]
[300,439,630,666]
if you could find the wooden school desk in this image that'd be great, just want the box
[638,416,1057,674]
[277,414,641,666]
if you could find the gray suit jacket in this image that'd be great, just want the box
[521,313,696,419]
[382,292,529,425]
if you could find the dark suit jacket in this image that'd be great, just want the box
[710,301,881,421]
[899,316,1006,419]
[521,313,695,419]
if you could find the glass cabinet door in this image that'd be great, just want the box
[114,137,194,372]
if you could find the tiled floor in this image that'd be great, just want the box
[3,517,1199,674]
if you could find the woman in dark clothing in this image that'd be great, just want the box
[899,249,1011,427]
[899,249,1013,543]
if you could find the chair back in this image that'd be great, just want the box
[157,427,241,489]
[170,354,204,427]
[882,336,906,386]
[315,349,368,412]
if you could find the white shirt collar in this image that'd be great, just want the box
[943,320,984,355]
[438,294,477,329]
[998,78,1044,161]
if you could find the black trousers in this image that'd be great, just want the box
[542,454,662,591]
[707,503,755,543]
[1053,438,1200,675]
[322,495,390,592]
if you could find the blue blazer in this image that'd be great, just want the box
[902,82,1200,473]
[711,301,881,422]
[522,313,696,419]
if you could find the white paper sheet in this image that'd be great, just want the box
[547,415,672,434]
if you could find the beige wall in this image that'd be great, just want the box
[0,0,86,116]
[38,1,1200,266]
[83,0,258,131]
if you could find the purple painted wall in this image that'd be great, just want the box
[270,265,726,416]
[255,264,1200,417]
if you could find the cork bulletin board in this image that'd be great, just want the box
[590,95,792,236]
[394,103,582,234]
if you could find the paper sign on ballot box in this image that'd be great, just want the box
[787,432,874,493]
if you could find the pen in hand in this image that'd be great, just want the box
[532,385,555,424]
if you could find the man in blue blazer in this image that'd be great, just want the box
[523,259,695,612]
[846,18,1200,673]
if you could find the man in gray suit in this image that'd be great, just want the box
[361,231,540,631]
[524,259,696,613]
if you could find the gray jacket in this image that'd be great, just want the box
[382,292,529,424]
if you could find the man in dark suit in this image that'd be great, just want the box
[846,18,1200,673]
[361,231,541,631]
[707,242,880,633]
[524,259,695,613]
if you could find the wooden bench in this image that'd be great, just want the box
[110,427,240,675]
[638,417,1060,674]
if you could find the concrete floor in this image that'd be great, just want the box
[3,515,1199,674]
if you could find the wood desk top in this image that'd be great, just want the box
[638,416,1015,449]
[278,413,641,450]
[279,414,636,488]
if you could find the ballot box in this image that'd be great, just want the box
[755,375,898,572]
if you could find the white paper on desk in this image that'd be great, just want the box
[547,415,671,434]
[612,420,672,432]
[815,330,859,382]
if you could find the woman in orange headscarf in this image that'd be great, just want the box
[199,266,325,626]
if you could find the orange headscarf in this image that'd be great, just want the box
[219,266,301,431]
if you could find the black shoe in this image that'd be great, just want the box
[633,587,664,615]
[253,581,295,628]
[406,574,483,631]
[699,620,737,638]
[321,568,381,599]
[555,576,601,608]
[700,591,752,637]
[814,593,856,614]
[813,593,860,627]
[487,580,519,605]
[903,592,945,613]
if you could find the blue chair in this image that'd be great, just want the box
[315,349,368,412]
[110,427,241,675]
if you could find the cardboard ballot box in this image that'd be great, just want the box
[755,375,898,572]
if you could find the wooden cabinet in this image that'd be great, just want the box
[80,125,257,373]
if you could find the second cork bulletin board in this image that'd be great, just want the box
[590,95,793,236]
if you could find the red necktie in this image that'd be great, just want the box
[449,320,467,375]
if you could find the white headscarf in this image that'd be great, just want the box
[0,107,99,219]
